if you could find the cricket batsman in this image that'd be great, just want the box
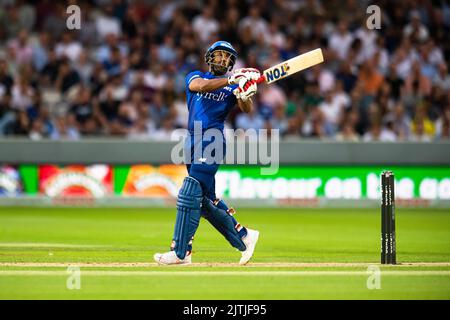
[154,41,261,265]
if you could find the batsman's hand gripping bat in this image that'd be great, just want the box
[255,48,324,84]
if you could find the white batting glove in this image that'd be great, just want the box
[233,76,258,101]
[234,68,261,80]
[228,67,261,85]
[233,88,242,99]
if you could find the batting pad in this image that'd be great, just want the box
[202,198,246,251]
[172,176,203,259]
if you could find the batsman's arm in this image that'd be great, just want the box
[237,97,253,113]
[189,78,229,93]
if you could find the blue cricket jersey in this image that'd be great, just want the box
[185,70,238,133]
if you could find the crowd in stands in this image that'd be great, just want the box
[0,0,449,141]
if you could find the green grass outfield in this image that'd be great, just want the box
[0,207,449,299]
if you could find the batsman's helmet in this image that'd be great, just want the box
[204,41,237,73]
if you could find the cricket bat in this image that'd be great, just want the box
[256,48,324,84]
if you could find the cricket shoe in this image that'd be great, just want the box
[154,251,192,265]
[239,229,259,265]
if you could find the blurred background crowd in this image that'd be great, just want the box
[0,0,449,141]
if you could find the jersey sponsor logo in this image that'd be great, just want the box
[196,91,227,102]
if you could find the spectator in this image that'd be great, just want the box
[283,116,302,139]
[55,31,82,63]
[373,37,390,75]
[180,0,201,21]
[98,85,121,123]
[95,3,122,39]
[73,51,94,86]
[437,119,449,140]
[10,110,30,136]
[358,58,384,97]
[158,0,179,25]
[42,3,66,40]
[410,106,435,141]
[385,63,404,101]
[0,94,14,135]
[152,115,176,140]
[127,102,156,140]
[336,61,357,93]
[25,91,42,123]
[173,94,188,128]
[434,106,450,141]
[320,82,350,135]
[50,115,80,140]
[0,59,14,98]
[402,60,432,117]
[335,122,360,142]
[68,86,95,134]
[310,64,335,94]
[238,7,268,41]
[7,29,33,66]
[308,108,326,139]
[1,2,35,39]
[96,33,128,64]
[32,31,51,72]
[158,35,177,64]
[108,75,128,101]
[269,105,288,136]
[418,42,438,81]
[392,38,418,80]
[328,20,353,61]
[265,19,286,49]
[102,46,123,77]
[114,90,143,133]
[144,64,168,91]
[362,122,396,142]
[28,117,45,140]
[40,48,60,86]
[11,76,34,111]
[410,118,432,142]
[130,70,154,103]
[235,106,265,131]
[54,59,80,94]
[219,6,241,46]
[121,5,140,39]
[109,102,136,136]
[149,91,169,125]
[319,90,342,136]
[38,106,56,137]
[259,83,287,112]
[89,62,108,95]
[128,117,154,140]
[354,23,378,63]
[302,81,323,114]
[403,11,429,42]
[381,120,397,142]
[386,103,411,141]
[433,62,450,91]
[192,6,219,43]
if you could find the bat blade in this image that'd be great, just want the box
[258,48,324,84]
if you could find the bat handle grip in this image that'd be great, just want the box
[255,75,266,84]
